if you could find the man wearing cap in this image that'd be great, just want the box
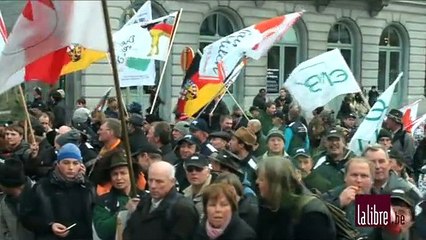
[369,189,420,239]
[93,151,145,240]
[386,109,416,168]
[30,87,47,111]
[262,129,288,158]
[0,158,35,240]
[293,148,331,193]
[174,135,201,192]
[377,128,393,150]
[19,143,95,240]
[209,131,231,151]
[189,118,217,156]
[284,103,309,156]
[229,127,258,188]
[127,113,149,153]
[183,154,216,220]
[123,161,199,240]
[341,112,357,142]
[313,127,356,190]
[132,142,162,183]
[388,148,413,183]
[171,121,189,147]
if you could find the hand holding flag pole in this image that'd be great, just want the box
[150,8,183,115]
[101,0,137,197]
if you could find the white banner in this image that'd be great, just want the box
[284,48,361,113]
[199,12,302,79]
[348,73,403,155]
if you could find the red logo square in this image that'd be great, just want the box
[355,194,391,227]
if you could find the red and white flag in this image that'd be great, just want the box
[400,99,422,133]
[0,0,108,94]
[406,113,426,134]
[199,12,303,79]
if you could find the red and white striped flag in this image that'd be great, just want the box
[400,99,422,133]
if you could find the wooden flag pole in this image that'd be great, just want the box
[150,9,183,115]
[101,0,137,198]
[18,86,35,144]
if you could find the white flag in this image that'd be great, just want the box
[348,73,403,155]
[284,49,361,113]
[199,12,302,79]
[124,1,152,27]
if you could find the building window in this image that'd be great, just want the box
[266,27,299,93]
[199,12,236,92]
[378,26,402,92]
[327,22,354,70]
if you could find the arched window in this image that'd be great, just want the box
[327,22,354,70]
[199,11,241,98]
[199,13,235,51]
[378,26,402,92]
[266,27,300,93]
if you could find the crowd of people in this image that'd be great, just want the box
[0,86,425,240]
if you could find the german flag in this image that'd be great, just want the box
[176,52,225,117]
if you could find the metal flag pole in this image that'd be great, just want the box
[101,0,137,197]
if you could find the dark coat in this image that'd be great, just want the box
[238,195,258,230]
[257,196,336,240]
[52,101,67,129]
[104,107,119,119]
[129,127,149,154]
[0,141,36,176]
[123,187,199,240]
[194,214,256,240]
[252,94,266,111]
[19,174,95,240]
[414,138,426,178]
[30,97,47,111]
[303,171,332,194]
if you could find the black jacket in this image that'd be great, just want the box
[30,98,47,111]
[238,195,258,231]
[19,173,95,240]
[0,141,35,176]
[252,94,266,111]
[194,214,256,240]
[123,187,199,240]
[129,127,149,154]
[257,197,336,240]
[52,101,67,129]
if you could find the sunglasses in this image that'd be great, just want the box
[186,166,204,173]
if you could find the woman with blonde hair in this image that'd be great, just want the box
[194,183,256,240]
[256,156,336,240]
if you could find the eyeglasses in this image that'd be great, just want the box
[186,166,203,173]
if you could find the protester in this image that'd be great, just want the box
[262,129,287,158]
[246,119,267,157]
[147,121,177,164]
[50,90,67,129]
[386,109,416,167]
[104,97,119,119]
[127,113,149,153]
[256,156,336,240]
[0,158,35,240]
[293,148,331,193]
[171,121,189,145]
[368,86,379,107]
[252,88,266,111]
[214,173,258,230]
[189,118,217,156]
[228,127,258,189]
[19,144,95,240]
[93,151,145,240]
[413,124,426,180]
[174,134,201,191]
[259,101,276,135]
[123,161,199,240]
[341,112,358,142]
[132,142,162,177]
[284,103,309,156]
[231,105,248,130]
[274,87,292,114]
[194,183,256,240]
[183,154,216,220]
[199,97,230,132]
[209,131,231,151]
[322,157,376,237]
[377,128,393,150]
[38,112,56,146]
[313,128,356,190]
[30,87,47,111]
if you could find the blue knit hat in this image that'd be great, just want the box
[57,143,82,162]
